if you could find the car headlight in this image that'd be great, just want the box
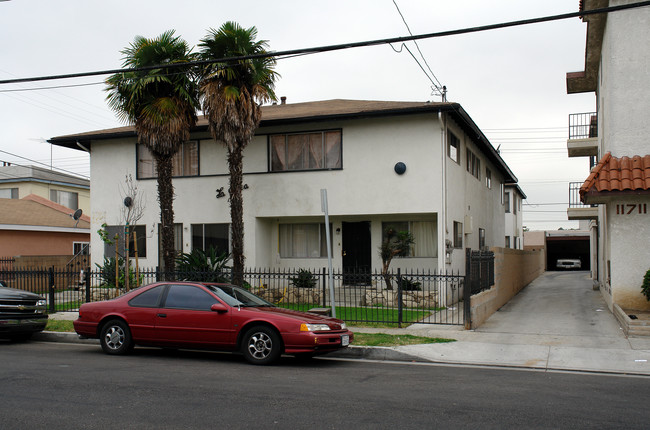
[37,299,46,307]
[340,322,347,330]
[300,323,331,332]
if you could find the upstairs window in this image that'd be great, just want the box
[137,141,199,179]
[466,149,480,180]
[0,188,18,199]
[505,192,511,213]
[50,190,78,210]
[447,131,460,164]
[485,168,492,189]
[270,130,342,172]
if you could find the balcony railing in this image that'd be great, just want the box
[569,181,595,208]
[568,112,598,140]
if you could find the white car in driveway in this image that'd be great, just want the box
[556,259,582,270]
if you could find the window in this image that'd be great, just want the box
[50,190,78,209]
[382,221,437,257]
[447,131,460,163]
[279,223,330,258]
[513,194,518,214]
[270,130,342,172]
[505,236,511,248]
[485,168,492,189]
[0,188,18,199]
[129,285,164,308]
[137,141,199,179]
[466,149,480,180]
[158,224,183,269]
[103,225,147,258]
[164,285,216,311]
[504,192,511,213]
[453,221,463,249]
[73,242,90,255]
[479,228,486,250]
[192,224,229,255]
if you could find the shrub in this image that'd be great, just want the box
[176,247,231,282]
[399,277,422,291]
[290,269,317,289]
[95,257,141,290]
[642,268,650,301]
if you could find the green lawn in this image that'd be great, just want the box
[279,303,431,325]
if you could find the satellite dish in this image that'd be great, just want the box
[72,209,83,220]
[124,196,133,207]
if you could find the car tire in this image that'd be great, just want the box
[100,319,134,355]
[241,326,281,365]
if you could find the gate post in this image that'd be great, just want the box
[464,248,472,330]
[397,268,403,328]
[85,267,91,303]
[48,266,55,314]
[322,267,327,308]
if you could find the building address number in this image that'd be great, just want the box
[616,204,648,215]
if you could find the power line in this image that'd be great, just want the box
[1,1,649,86]
[0,151,89,179]
[391,0,444,97]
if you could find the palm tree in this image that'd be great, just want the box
[198,22,278,285]
[106,30,199,274]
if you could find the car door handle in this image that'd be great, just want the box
[157,313,167,318]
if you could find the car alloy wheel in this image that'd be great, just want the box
[100,320,134,355]
[242,326,281,365]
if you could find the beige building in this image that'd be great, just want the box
[0,164,90,213]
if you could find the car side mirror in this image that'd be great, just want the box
[211,303,228,313]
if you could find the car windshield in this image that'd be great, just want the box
[206,285,274,308]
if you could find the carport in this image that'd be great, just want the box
[545,233,590,271]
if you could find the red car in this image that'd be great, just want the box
[74,282,353,365]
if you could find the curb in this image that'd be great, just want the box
[33,331,98,345]
[33,331,426,362]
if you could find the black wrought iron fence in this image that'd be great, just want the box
[0,265,466,326]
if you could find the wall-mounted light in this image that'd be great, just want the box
[243,184,249,190]
[394,162,406,175]
[335,228,341,234]
[216,187,225,198]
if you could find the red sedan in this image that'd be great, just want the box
[74,282,353,365]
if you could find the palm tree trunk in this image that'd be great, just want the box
[155,154,176,279]
[228,145,245,286]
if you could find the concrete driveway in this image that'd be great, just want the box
[475,271,629,348]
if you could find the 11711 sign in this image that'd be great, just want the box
[616,203,648,215]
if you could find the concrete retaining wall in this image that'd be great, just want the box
[469,247,545,329]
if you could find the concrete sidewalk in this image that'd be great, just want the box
[40,272,650,375]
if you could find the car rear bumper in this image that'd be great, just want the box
[73,319,98,339]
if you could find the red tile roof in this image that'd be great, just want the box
[580,152,650,202]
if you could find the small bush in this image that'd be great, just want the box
[642,268,650,301]
[399,278,422,291]
[290,269,317,289]
[176,247,231,282]
[95,257,141,290]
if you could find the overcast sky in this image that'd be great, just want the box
[0,0,598,230]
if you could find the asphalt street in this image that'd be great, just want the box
[1,341,649,429]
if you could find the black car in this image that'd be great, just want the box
[0,281,48,340]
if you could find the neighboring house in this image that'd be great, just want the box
[0,164,90,213]
[566,0,650,311]
[0,194,90,257]
[49,99,519,275]
[504,184,526,250]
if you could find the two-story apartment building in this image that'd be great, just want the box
[504,184,526,250]
[49,99,519,276]
[566,0,650,311]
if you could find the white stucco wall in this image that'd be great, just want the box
[598,1,650,158]
[592,2,650,310]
